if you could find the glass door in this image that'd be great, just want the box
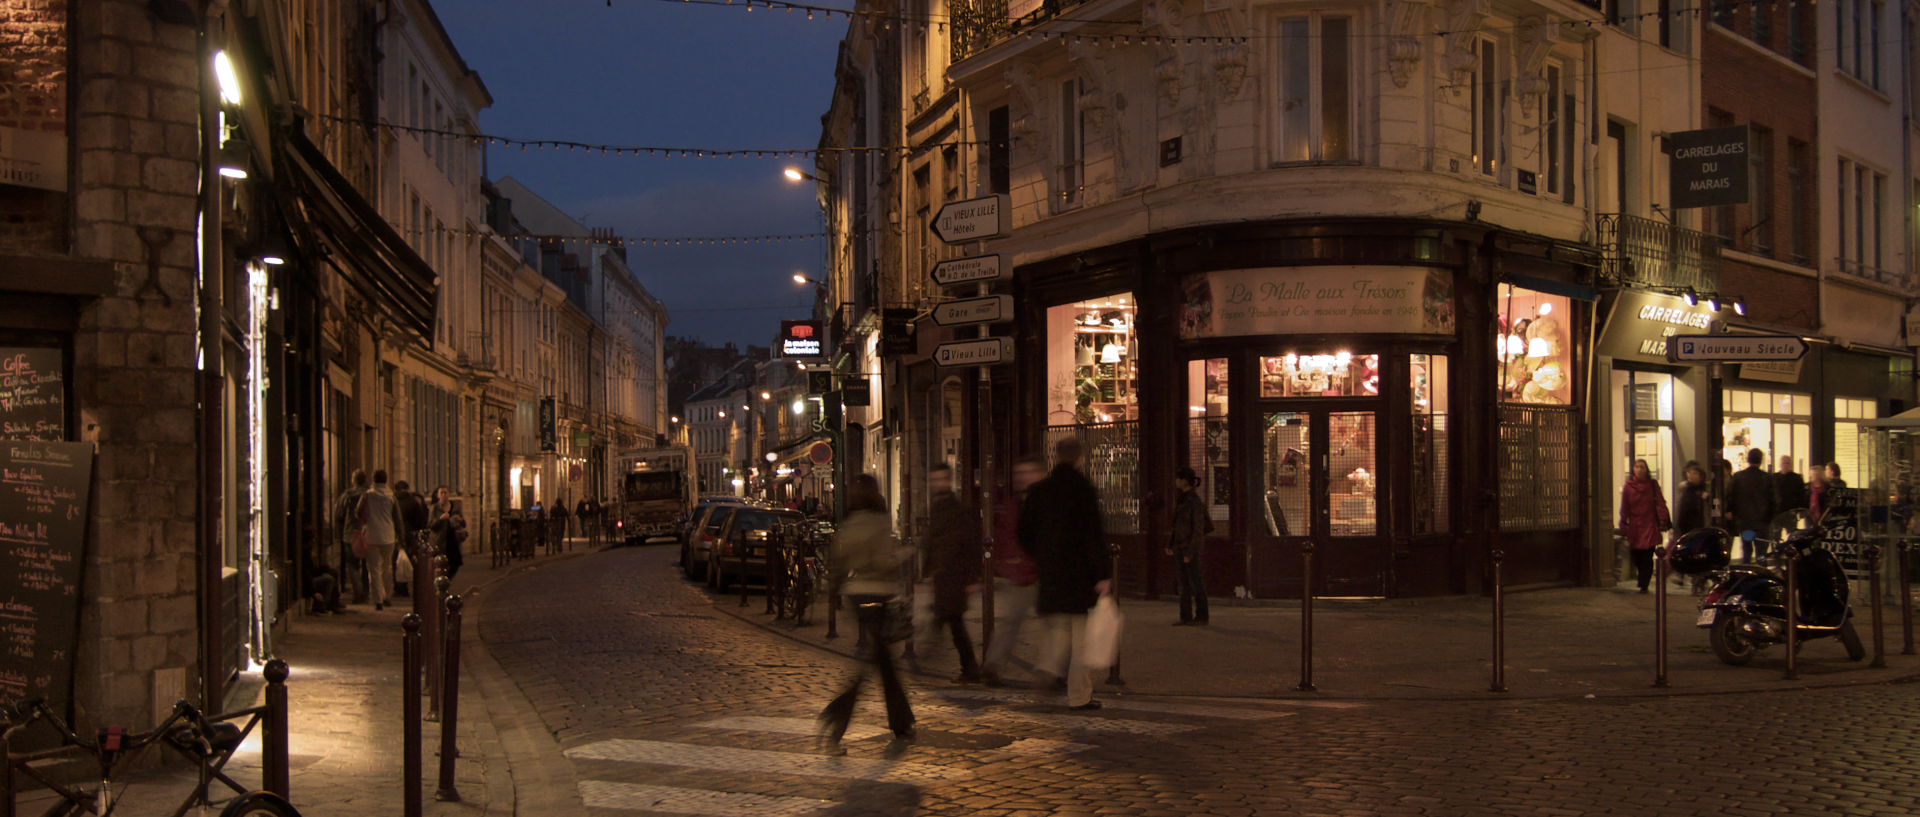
[1256,408,1384,597]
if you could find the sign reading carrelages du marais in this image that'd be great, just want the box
[1596,291,1720,365]
[1669,125,1750,209]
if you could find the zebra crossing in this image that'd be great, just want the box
[564,691,1297,814]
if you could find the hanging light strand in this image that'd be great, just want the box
[317,112,996,158]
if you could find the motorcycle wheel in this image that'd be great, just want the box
[1840,620,1866,661]
[1710,614,1759,666]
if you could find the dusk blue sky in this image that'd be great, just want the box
[437,1,844,349]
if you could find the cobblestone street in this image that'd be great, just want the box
[479,546,1920,817]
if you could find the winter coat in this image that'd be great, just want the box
[927,490,983,616]
[397,491,430,542]
[333,487,367,546]
[1809,480,1830,522]
[1673,482,1710,535]
[832,509,905,597]
[355,486,404,547]
[431,501,466,570]
[1618,476,1671,551]
[1169,490,1210,556]
[1773,471,1808,511]
[990,493,1038,586]
[1728,466,1776,535]
[1020,464,1112,615]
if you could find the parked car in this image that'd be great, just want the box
[706,507,804,591]
[682,503,746,581]
[682,496,747,544]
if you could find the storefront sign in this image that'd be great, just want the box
[1669,125,1749,209]
[0,125,67,193]
[930,254,1007,287]
[1177,267,1455,339]
[933,337,1012,367]
[779,320,825,358]
[930,194,1008,243]
[538,397,556,452]
[0,440,94,711]
[0,348,64,441]
[842,378,871,406]
[1596,291,1720,364]
[1665,334,1807,363]
[1739,359,1805,384]
[931,295,1012,327]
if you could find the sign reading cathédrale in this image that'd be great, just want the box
[1669,125,1749,209]
[1176,267,1456,339]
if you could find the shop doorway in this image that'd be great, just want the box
[1254,407,1386,597]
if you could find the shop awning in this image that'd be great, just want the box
[283,131,438,342]
[1503,273,1599,302]
[1862,408,1920,429]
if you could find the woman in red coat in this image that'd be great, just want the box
[1619,458,1672,593]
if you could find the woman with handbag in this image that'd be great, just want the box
[1618,458,1672,594]
[817,473,915,755]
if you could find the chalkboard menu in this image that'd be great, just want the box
[0,441,93,709]
[0,347,65,441]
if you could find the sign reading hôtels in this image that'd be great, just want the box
[1669,125,1750,209]
[929,254,1008,287]
[930,194,1008,244]
[934,337,1013,368]
[931,294,1013,327]
[1664,334,1807,363]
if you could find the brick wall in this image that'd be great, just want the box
[1717,259,1821,330]
[0,0,70,254]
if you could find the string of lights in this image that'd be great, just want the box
[398,223,829,247]
[317,112,994,158]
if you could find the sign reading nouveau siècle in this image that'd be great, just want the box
[1177,267,1456,339]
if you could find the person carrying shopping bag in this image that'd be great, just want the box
[817,474,916,755]
[1021,437,1113,710]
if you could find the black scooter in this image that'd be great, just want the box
[1674,526,1866,666]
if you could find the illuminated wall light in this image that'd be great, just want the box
[218,165,249,179]
[1732,299,1747,316]
[791,399,806,414]
[213,50,242,105]
[260,255,286,266]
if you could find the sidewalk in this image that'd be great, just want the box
[719,578,1920,701]
[20,542,593,817]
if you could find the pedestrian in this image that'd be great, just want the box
[1728,449,1776,562]
[354,470,405,610]
[926,463,983,684]
[817,473,915,755]
[980,455,1046,687]
[576,496,593,544]
[1710,458,1736,527]
[552,499,571,545]
[1809,465,1833,522]
[1826,461,1847,489]
[1773,455,1807,514]
[1021,437,1113,710]
[331,469,370,606]
[1166,466,1211,626]
[431,487,467,580]
[1618,458,1672,594]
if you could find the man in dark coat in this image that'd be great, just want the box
[926,463,982,683]
[1166,466,1211,625]
[1728,448,1777,562]
[1019,437,1111,710]
[1773,455,1807,513]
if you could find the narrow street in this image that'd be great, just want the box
[480,546,1920,817]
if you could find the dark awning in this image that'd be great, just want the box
[283,130,438,342]
[1503,272,1599,302]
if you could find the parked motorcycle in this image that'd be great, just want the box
[1674,526,1865,666]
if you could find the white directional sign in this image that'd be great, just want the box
[930,194,1008,244]
[933,337,1013,367]
[1665,334,1808,363]
[931,295,1013,327]
[930,254,1008,287]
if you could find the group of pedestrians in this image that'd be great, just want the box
[1618,449,1847,592]
[318,469,468,614]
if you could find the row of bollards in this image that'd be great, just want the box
[402,541,468,817]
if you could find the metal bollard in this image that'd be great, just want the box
[766,539,782,617]
[428,573,449,722]
[1298,541,1317,692]
[1901,541,1915,656]
[1653,545,1670,688]
[436,595,465,802]
[402,614,423,817]
[264,659,291,798]
[980,546,996,655]
[1783,543,1800,681]
[1490,548,1507,693]
[1868,544,1886,668]
[1105,545,1124,687]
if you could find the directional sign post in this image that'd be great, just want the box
[930,254,1008,287]
[931,295,1013,327]
[934,337,1013,368]
[1665,334,1808,363]
[930,194,1008,244]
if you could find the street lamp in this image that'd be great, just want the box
[783,167,818,183]
[760,391,772,400]
[793,273,812,285]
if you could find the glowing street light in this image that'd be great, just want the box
[783,167,817,183]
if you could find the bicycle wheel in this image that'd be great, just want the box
[219,791,302,817]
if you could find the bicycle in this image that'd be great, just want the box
[2,698,300,817]
[779,521,833,626]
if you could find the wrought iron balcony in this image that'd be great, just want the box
[1595,213,1721,292]
[949,0,1087,61]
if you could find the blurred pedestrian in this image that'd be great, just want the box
[1728,449,1776,562]
[1671,461,1711,591]
[1826,461,1847,489]
[818,474,915,755]
[980,455,1046,687]
[926,463,983,684]
[431,487,467,580]
[1022,437,1112,710]
[1166,466,1211,626]
[354,470,405,610]
[331,469,370,606]
[552,499,571,545]
[1809,466,1833,522]
[576,496,594,545]
[1773,456,1807,513]
[1618,458,1672,594]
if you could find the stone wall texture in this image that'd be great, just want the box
[0,0,70,254]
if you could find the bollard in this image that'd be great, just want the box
[1783,543,1800,681]
[980,546,995,656]
[1490,548,1507,693]
[1653,545,1670,689]
[263,658,291,798]
[1868,544,1886,668]
[766,537,782,617]
[1298,541,1317,692]
[402,614,423,817]
[1901,541,1915,656]
[436,595,465,802]
[428,573,449,722]
[1105,544,1124,687]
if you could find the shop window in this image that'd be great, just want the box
[1412,354,1450,535]
[1187,359,1231,525]
[1721,388,1811,477]
[1046,295,1138,425]
[1496,284,1574,404]
[1500,405,1577,530]
[1835,397,1879,488]
[1330,412,1377,536]
[1259,352,1380,398]
[1045,423,1141,534]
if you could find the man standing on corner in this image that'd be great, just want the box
[1021,437,1112,710]
[1167,466,1211,626]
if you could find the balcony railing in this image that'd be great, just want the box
[1835,259,1914,291]
[1596,213,1721,292]
[949,0,1087,61]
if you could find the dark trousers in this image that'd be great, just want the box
[821,595,914,740]
[1176,555,1209,622]
[1630,548,1655,589]
[342,544,369,603]
[933,612,980,678]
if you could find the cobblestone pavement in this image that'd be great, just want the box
[480,546,1920,817]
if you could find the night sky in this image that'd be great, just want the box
[437,0,844,349]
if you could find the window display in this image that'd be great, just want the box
[1835,397,1879,488]
[1720,389,1811,479]
[1259,352,1379,398]
[1187,359,1231,524]
[1496,284,1573,404]
[1411,354,1450,534]
[1046,295,1138,425]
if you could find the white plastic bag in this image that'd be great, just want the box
[395,548,414,584]
[1080,595,1124,670]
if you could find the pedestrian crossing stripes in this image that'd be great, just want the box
[578,780,835,816]
[565,738,971,784]
[937,688,1298,720]
[861,701,1211,735]
[694,715,1096,754]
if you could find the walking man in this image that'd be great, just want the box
[1021,437,1112,710]
[331,469,370,606]
[926,463,983,683]
[1167,466,1211,625]
[1728,449,1776,563]
[980,455,1046,687]
[354,470,405,611]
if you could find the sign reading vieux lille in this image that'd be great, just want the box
[933,337,1013,368]
[930,194,1008,244]
[1665,334,1808,363]
[1669,125,1750,209]
[931,295,1012,327]
[930,254,1008,287]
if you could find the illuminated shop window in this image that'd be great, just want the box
[1258,352,1380,398]
[1045,294,1138,425]
[1496,283,1573,404]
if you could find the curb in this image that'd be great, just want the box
[459,576,589,817]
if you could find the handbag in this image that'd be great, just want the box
[1081,595,1124,670]
[351,528,368,560]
